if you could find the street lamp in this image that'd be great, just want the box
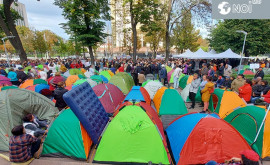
[2,36,15,67]
[236,30,248,74]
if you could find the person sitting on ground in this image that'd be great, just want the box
[212,73,218,83]
[231,74,245,93]
[53,81,69,111]
[9,125,43,163]
[27,69,35,79]
[251,80,268,103]
[0,66,7,77]
[238,79,252,103]
[201,76,215,113]
[8,68,19,86]
[23,114,48,138]
[16,67,28,85]
[216,76,225,88]
[220,76,232,89]
[50,72,66,87]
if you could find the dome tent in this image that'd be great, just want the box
[224,106,270,158]
[166,113,251,165]
[109,72,135,95]
[124,86,151,105]
[180,84,201,102]
[94,104,170,164]
[0,89,58,151]
[42,109,92,160]
[143,80,163,99]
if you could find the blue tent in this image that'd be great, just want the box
[166,113,219,164]
[124,86,145,102]
[110,68,116,74]
[100,75,108,83]
[35,84,50,93]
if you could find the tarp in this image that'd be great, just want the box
[0,89,58,151]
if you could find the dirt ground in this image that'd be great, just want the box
[0,88,269,165]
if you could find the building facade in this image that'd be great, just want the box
[0,0,29,27]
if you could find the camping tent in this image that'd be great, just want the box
[90,75,103,84]
[179,75,193,89]
[124,86,151,105]
[143,80,163,99]
[166,113,251,165]
[224,106,270,158]
[93,84,124,114]
[153,88,187,115]
[100,70,112,81]
[42,109,92,160]
[208,89,246,118]
[94,104,170,164]
[0,89,58,151]
[19,79,47,88]
[74,78,97,87]
[167,69,175,84]
[109,72,135,95]
[145,74,156,81]
[25,84,50,93]
[65,75,80,86]
[181,84,201,102]
[0,75,11,86]
[100,75,109,83]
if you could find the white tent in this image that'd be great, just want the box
[216,49,241,59]
[209,49,217,54]
[173,49,194,58]
[156,55,164,59]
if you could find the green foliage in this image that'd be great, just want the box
[208,20,270,56]
[172,10,200,53]
[32,31,47,54]
[55,0,110,47]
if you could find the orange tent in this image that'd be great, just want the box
[65,75,80,86]
[187,75,193,84]
[153,87,168,113]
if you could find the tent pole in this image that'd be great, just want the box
[252,104,270,144]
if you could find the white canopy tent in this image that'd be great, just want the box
[173,48,243,59]
[209,49,217,54]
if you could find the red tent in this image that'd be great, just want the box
[243,70,255,75]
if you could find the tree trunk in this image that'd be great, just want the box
[130,1,137,62]
[89,46,95,66]
[3,0,27,63]
[165,0,172,63]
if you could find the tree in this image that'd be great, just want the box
[55,0,110,65]
[172,10,200,53]
[164,0,211,61]
[124,0,163,61]
[32,31,47,57]
[208,20,270,56]
[0,0,28,62]
[16,26,35,54]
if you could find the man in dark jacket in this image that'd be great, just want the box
[159,64,167,85]
[254,67,264,79]
[218,63,224,76]
[53,81,68,111]
[16,67,28,84]
[251,80,268,103]
[0,66,7,76]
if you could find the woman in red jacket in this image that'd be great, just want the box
[238,79,252,102]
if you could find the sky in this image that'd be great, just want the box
[20,0,70,39]
[20,0,209,40]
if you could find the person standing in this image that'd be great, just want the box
[201,76,215,113]
[224,64,232,77]
[138,71,145,86]
[173,65,182,89]
[254,67,264,80]
[200,63,209,76]
[218,63,224,76]
[188,73,201,109]
[231,74,245,93]
[159,64,167,86]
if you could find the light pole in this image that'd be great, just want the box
[236,30,248,74]
[1,36,15,67]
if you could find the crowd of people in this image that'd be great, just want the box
[1,57,269,164]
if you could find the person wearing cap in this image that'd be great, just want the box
[231,74,245,93]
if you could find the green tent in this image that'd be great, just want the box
[42,109,91,160]
[73,78,97,87]
[94,105,170,164]
[69,68,84,75]
[24,66,32,73]
[208,88,225,113]
[1,86,18,91]
[142,80,151,87]
[0,89,58,151]
[37,64,44,69]
[159,89,188,115]
[109,72,135,94]
[224,106,267,157]
[179,75,189,89]
[91,75,103,84]
[166,66,172,73]
[33,79,47,85]
[100,70,111,81]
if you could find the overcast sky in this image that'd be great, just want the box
[19,0,70,39]
[19,0,209,40]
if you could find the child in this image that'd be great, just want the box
[53,81,68,111]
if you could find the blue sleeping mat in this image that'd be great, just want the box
[124,86,145,102]
[63,82,109,144]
